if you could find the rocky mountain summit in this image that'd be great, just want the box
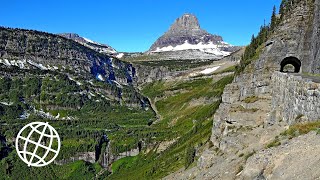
[149,14,239,59]
[58,33,117,55]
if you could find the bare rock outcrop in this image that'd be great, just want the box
[167,0,320,179]
[241,132,320,180]
[148,14,239,60]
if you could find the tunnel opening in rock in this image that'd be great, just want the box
[280,57,301,73]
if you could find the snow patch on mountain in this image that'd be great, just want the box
[152,40,231,56]
[58,33,117,54]
[116,53,124,59]
[82,37,117,54]
[200,66,220,74]
[96,74,105,81]
[83,37,95,44]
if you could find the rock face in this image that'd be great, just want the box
[167,0,320,179]
[0,27,148,108]
[211,0,319,149]
[55,152,96,165]
[242,131,320,180]
[269,72,320,125]
[134,64,177,85]
[150,14,222,50]
[58,33,117,54]
[0,27,135,85]
[149,14,239,59]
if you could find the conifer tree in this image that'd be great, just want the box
[270,5,277,31]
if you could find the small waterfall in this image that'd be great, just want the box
[95,134,112,168]
[95,135,143,169]
[101,141,111,168]
[0,135,12,160]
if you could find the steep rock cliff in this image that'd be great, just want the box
[167,0,320,179]
[0,27,148,108]
[0,27,134,85]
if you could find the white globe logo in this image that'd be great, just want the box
[15,122,61,167]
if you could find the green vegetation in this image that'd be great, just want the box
[279,0,313,19]
[0,66,158,179]
[244,151,256,161]
[0,151,103,179]
[0,61,234,179]
[185,146,196,169]
[280,121,320,139]
[111,156,138,173]
[133,59,217,71]
[109,75,233,179]
[0,26,122,67]
[302,73,320,77]
[230,105,259,113]
[235,5,281,75]
[236,0,315,76]
[3,2,298,177]
[0,71,156,152]
[264,121,320,150]
[242,96,260,104]
[266,137,281,148]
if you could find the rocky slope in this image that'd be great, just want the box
[0,27,157,176]
[242,131,320,180]
[167,0,320,179]
[0,27,133,84]
[0,27,146,107]
[147,14,239,60]
[58,33,117,55]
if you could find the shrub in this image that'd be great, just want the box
[281,121,320,138]
[243,96,259,103]
[236,165,244,174]
[185,147,196,169]
[266,138,281,148]
[244,151,256,161]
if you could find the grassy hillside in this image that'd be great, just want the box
[0,57,234,179]
[0,66,156,179]
[109,73,234,179]
[133,59,216,71]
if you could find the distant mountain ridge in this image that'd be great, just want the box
[58,33,117,55]
[0,27,141,97]
[149,14,239,58]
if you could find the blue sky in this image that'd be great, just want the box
[0,0,281,52]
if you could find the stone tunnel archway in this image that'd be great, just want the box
[280,56,301,73]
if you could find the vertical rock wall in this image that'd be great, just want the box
[211,0,319,149]
[269,72,320,125]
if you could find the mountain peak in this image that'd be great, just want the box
[58,33,81,39]
[148,14,238,57]
[169,14,201,33]
[58,32,117,54]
